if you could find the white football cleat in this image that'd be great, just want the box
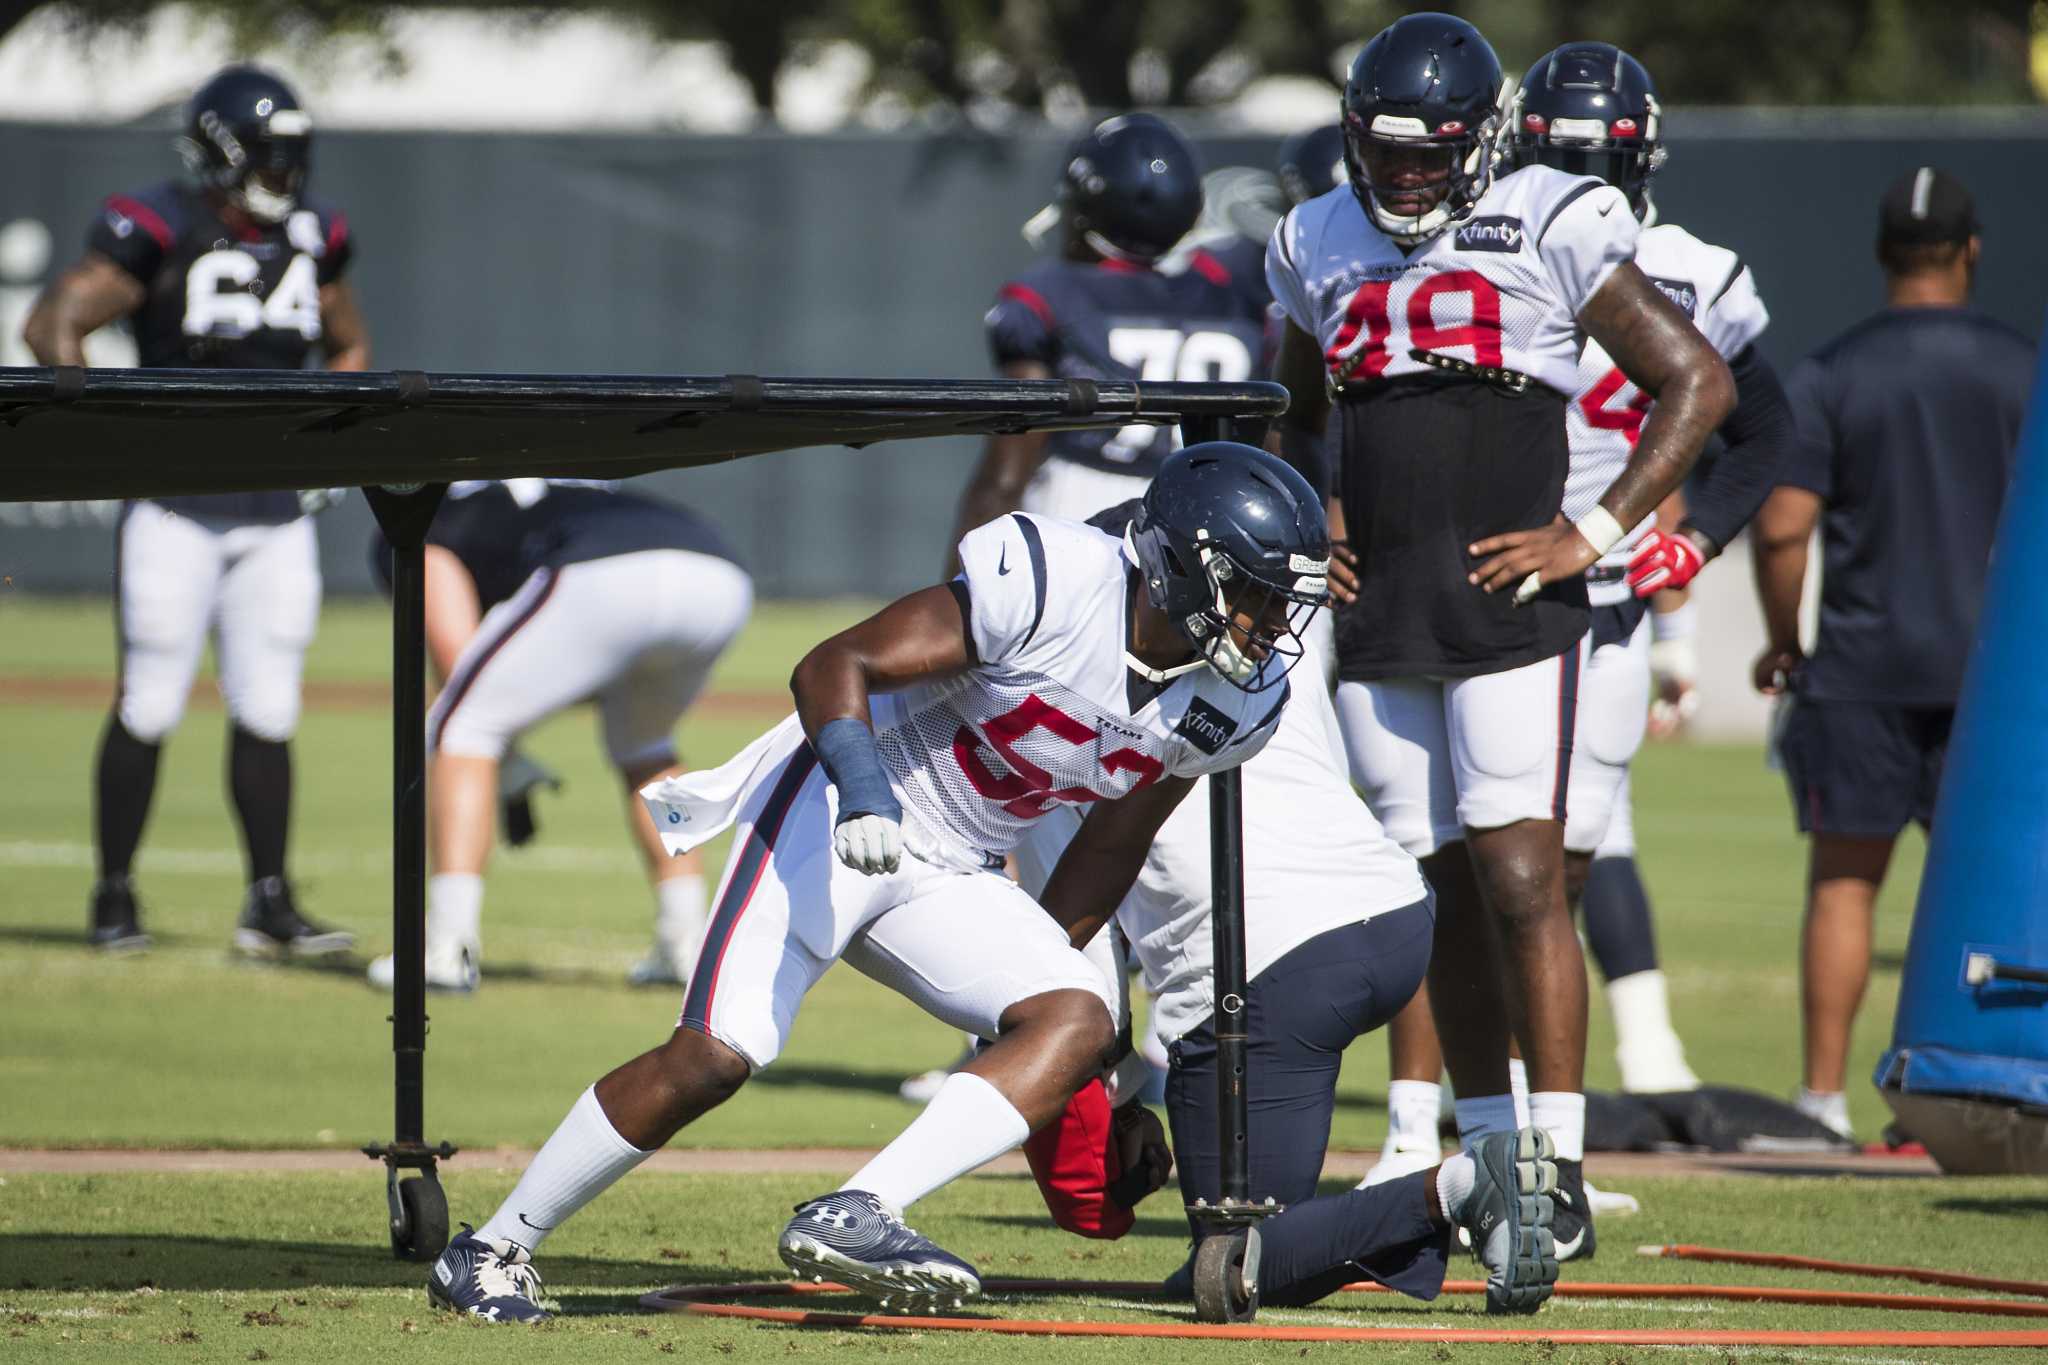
[1616,1033,1702,1093]
[627,939,697,988]
[1583,1179,1641,1216]
[368,939,479,994]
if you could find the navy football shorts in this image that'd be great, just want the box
[1777,697,1953,838]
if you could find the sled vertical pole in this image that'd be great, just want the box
[362,481,456,1262]
[1209,765,1251,1204]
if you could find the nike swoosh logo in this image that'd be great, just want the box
[1553,1226,1586,1259]
[1596,198,1617,216]
[518,1213,556,1233]
[997,545,1011,575]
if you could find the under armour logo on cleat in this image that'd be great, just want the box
[807,1206,857,1229]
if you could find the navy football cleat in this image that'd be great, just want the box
[1460,1128,1559,1315]
[427,1227,549,1323]
[778,1190,981,1311]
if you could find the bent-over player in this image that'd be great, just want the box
[425,444,1328,1322]
[26,65,369,958]
[364,479,753,992]
[1266,13,1734,1262]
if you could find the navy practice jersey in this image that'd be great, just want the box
[89,179,354,522]
[985,251,1267,478]
[375,481,745,613]
[1782,306,2034,705]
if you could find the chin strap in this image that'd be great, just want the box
[1124,650,1208,686]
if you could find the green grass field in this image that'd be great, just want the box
[7,592,2031,1365]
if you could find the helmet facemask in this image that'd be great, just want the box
[1171,530,1328,692]
[1512,92,1665,217]
[183,107,312,224]
[1343,111,1499,247]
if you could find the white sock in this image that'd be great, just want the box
[1507,1057,1531,1128]
[427,873,484,948]
[1385,1079,1442,1151]
[1608,969,1680,1045]
[841,1072,1028,1213]
[477,1086,651,1254]
[1797,1088,1852,1136]
[1434,1151,1476,1223]
[1453,1093,1519,1149]
[1530,1091,1586,1163]
[654,874,707,965]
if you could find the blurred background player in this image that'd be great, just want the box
[1753,167,2033,1139]
[425,446,1326,1322]
[1368,39,1799,1181]
[949,112,1268,536]
[24,64,369,959]
[364,478,753,993]
[1266,12,1735,1261]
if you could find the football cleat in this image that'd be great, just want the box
[1550,1157,1597,1262]
[626,938,694,989]
[232,877,353,960]
[778,1190,980,1311]
[367,939,478,994]
[427,1226,548,1323]
[89,878,152,954]
[1460,1128,1559,1315]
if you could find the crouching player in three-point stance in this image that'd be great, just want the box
[426,444,1327,1321]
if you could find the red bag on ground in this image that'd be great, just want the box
[1023,1076,1172,1239]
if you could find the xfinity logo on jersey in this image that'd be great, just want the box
[1454,216,1525,253]
[1175,696,1239,756]
[1648,276,1698,317]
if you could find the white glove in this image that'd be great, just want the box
[834,812,903,876]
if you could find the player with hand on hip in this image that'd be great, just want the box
[1266,13,1734,1265]
[363,479,754,993]
[424,444,1329,1323]
[25,65,369,960]
[1367,40,1797,1188]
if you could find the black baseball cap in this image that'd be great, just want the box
[1879,166,1978,245]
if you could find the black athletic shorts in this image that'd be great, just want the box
[1777,696,1952,838]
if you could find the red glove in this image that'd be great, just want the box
[1625,528,1707,597]
[1022,1078,1172,1240]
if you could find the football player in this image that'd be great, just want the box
[25,66,368,959]
[1367,40,1798,1191]
[950,113,1269,536]
[425,444,1329,1323]
[1265,13,1735,1263]
[1016,499,1559,1316]
[362,479,754,993]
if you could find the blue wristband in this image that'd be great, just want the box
[815,717,902,824]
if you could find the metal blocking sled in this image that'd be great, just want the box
[0,366,1289,1261]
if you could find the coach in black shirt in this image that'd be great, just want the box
[1749,167,2034,1141]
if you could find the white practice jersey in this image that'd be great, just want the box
[1266,165,1638,399]
[1118,632,1427,1043]
[872,513,1288,867]
[1561,220,1770,603]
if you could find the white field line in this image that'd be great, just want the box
[0,839,630,876]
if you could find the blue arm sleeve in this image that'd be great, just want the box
[814,717,901,824]
[1683,345,1795,551]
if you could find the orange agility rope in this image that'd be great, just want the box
[1640,1244,2048,1299]
[640,1279,2048,1347]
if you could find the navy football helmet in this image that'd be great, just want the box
[1510,42,1665,217]
[1128,442,1330,691]
[1027,113,1205,264]
[179,65,312,224]
[1277,123,1346,206]
[1341,14,1507,245]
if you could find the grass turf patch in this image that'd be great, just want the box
[5,1170,2048,1364]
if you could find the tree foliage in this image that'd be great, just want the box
[11,0,2041,115]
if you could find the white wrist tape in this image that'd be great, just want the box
[1651,598,1699,643]
[1573,507,1628,557]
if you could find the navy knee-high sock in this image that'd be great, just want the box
[1581,854,1658,982]
[95,716,161,882]
[228,726,292,884]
